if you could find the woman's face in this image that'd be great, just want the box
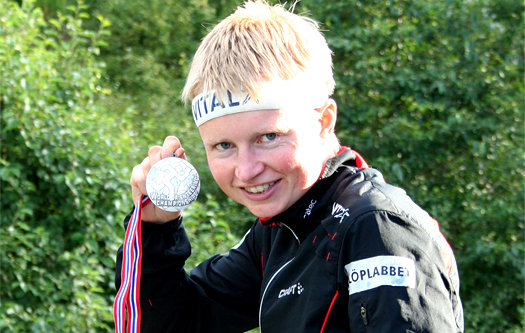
[199,106,335,218]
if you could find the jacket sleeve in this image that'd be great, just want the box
[339,210,464,333]
[115,210,262,333]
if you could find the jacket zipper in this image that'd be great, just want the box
[360,303,368,326]
[258,258,294,330]
[259,223,300,331]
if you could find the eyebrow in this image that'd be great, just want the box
[201,112,291,145]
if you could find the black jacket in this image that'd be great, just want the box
[116,149,464,332]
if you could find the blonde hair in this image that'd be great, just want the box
[182,0,335,103]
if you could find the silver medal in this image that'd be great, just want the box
[145,156,200,212]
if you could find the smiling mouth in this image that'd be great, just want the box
[244,182,276,194]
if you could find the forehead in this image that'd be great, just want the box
[198,108,317,142]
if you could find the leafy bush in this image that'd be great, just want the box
[0,2,248,331]
[0,1,129,331]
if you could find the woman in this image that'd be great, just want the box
[116,1,464,332]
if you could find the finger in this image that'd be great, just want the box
[173,147,187,160]
[148,145,162,166]
[130,157,150,196]
[160,136,182,159]
[138,157,151,195]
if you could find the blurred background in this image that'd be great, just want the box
[0,0,523,331]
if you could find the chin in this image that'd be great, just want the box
[246,204,285,219]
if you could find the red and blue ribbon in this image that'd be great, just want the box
[114,195,150,333]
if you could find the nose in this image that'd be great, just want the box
[235,148,264,183]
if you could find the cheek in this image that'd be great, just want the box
[207,157,231,187]
[275,151,312,186]
[293,152,323,186]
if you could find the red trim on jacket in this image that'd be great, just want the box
[320,290,339,332]
[337,146,369,169]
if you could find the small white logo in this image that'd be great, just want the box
[278,283,304,298]
[332,202,349,223]
[344,256,416,295]
[304,199,317,218]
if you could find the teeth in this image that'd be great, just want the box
[245,182,275,194]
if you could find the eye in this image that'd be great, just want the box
[215,142,232,150]
[260,133,277,142]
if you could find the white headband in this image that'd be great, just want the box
[191,78,328,127]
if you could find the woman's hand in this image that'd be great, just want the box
[130,136,188,223]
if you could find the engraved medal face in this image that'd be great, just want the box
[145,157,200,212]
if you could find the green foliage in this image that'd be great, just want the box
[0,1,248,331]
[0,1,129,331]
[85,0,222,197]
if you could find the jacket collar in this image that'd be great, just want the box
[259,147,367,235]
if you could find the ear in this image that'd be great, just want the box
[318,98,337,139]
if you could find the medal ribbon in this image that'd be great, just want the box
[114,195,150,333]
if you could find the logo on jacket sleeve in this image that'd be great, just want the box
[344,256,416,295]
[332,202,349,223]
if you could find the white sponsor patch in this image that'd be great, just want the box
[344,256,416,295]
